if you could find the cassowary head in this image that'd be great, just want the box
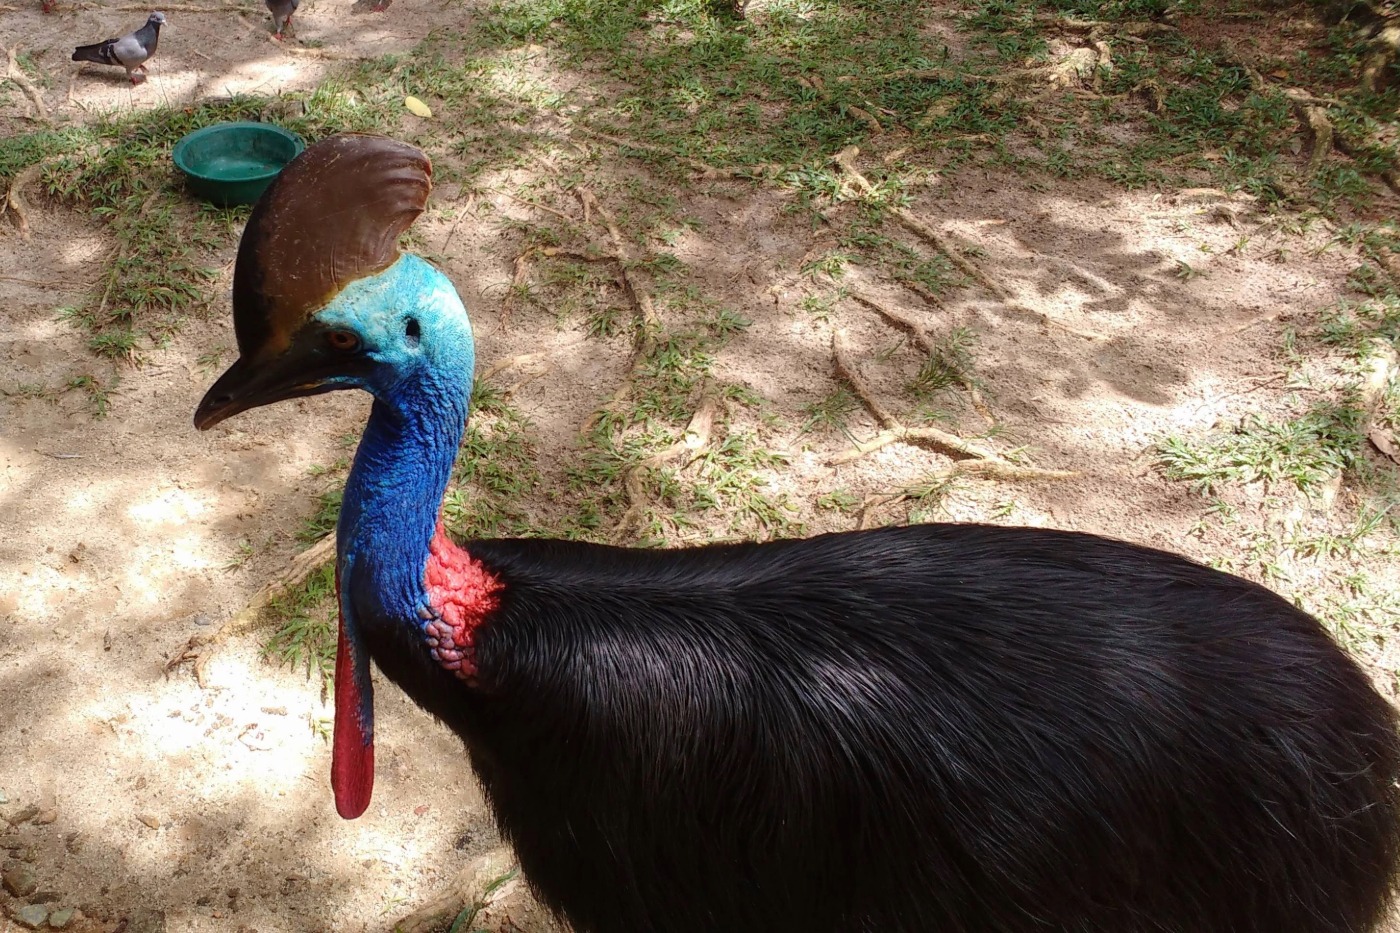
[195,134,475,820]
[194,133,471,431]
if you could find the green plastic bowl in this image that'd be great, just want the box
[172,122,305,207]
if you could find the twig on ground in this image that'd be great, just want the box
[832,147,1107,341]
[166,535,336,688]
[848,289,994,422]
[827,331,1075,485]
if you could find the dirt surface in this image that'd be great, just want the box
[2,1,1400,931]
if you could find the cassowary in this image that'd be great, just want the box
[194,133,1400,933]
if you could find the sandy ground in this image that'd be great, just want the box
[2,0,1400,931]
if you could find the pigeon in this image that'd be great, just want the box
[72,12,166,85]
[265,0,298,39]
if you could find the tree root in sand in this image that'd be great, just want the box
[576,186,664,432]
[166,535,336,688]
[848,289,994,423]
[831,147,1107,342]
[611,389,721,543]
[1224,42,1400,194]
[113,2,250,10]
[388,849,522,933]
[6,47,49,124]
[3,164,41,238]
[827,330,1075,487]
[499,246,536,332]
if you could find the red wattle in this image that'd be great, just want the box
[424,522,503,680]
[331,587,373,820]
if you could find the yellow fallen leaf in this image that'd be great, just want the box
[405,96,433,118]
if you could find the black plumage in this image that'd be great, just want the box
[368,524,1400,933]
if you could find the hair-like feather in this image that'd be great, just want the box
[359,525,1400,933]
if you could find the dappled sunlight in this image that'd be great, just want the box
[3,0,1400,926]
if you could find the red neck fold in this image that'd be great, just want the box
[422,522,503,681]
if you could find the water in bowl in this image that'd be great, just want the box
[199,152,280,181]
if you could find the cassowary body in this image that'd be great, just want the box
[196,134,1400,933]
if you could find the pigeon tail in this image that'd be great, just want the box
[72,40,119,65]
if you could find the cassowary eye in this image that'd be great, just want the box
[327,330,361,352]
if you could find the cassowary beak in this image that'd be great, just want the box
[194,350,338,430]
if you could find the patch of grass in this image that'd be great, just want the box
[1156,398,1367,495]
[910,326,978,398]
[300,488,345,543]
[4,35,535,359]
[800,388,861,438]
[444,868,520,933]
[444,389,545,538]
[262,563,338,690]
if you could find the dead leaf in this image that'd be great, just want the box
[405,96,433,119]
[1369,428,1400,464]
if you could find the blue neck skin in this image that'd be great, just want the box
[316,254,476,627]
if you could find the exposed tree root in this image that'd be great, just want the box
[6,46,49,124]
[478,337,589,385]
[1282,88,1335,177]
[499,246,536,332]
[166,535,336,688]
[278,46,369,60]
[853,457,1074,528]
[848,289,994,423]
[874,67,1020,84]
[498,189,580,226]
[1361,24,1400,95]
[577,187,662,432]
[4,164,40,238]
[1224,41,1400,194]
[832,147,1107,341]
[612,389,721,543]
[1036,14,1177,39]
[388,848,520,933]
[827,331,1076,485]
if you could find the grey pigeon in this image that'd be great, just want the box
[72,12,165,85]
[265,0,298,39]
